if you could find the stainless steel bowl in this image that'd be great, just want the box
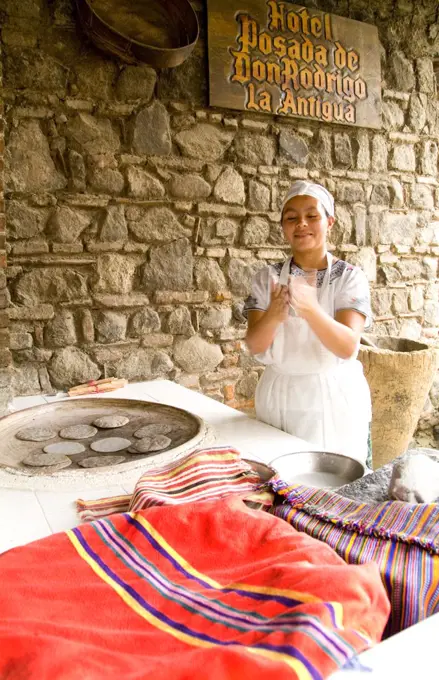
[243,459,277,482]
[269,451,365,489]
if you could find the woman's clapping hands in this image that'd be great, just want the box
[266,277,289,323]
[288,273,319,319]
[265,273,320,326]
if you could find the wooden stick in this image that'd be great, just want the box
[68,379,127,397]
[68,380,127,397]
[69,377,116,392]
[69,378,118,394]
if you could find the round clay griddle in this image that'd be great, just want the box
[0,398,208,478]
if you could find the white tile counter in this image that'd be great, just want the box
[1,378,437,678]
[0,379,310,553]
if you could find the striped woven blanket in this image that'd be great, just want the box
[0,497,389,679]
[77,447,272,521]
[271,479,439,637]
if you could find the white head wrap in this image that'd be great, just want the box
[281,180,335,218]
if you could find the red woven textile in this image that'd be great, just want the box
[0,498,389,679]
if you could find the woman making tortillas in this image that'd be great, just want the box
[244,180,372,465]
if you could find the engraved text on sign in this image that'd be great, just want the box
[207,1,381,128]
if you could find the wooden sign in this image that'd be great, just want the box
[207,1,381,128]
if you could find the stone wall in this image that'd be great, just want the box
[1,0,439,444]
[0,38,12,413]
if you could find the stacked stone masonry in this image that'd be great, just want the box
[0,37,12,413]
[1,0,439,445]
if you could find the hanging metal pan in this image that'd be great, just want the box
[75,0,199,68]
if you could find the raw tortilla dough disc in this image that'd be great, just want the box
[129,434,171,453]
[43,442,86,455]
[90,437,132,453]
[78,455,126,468]
[23,452,72,468]
[16,426,57,442]
[28,461,74,474]
[59,424,98,440]
[133,423,173,438]
[93,415,130,429]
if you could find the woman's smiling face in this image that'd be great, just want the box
[281,195,334,254]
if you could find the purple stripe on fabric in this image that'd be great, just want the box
[96,520,258,627]
[273,497,439,637]
[273,506,343,631]
[129,512,342,642]
[273,479,439,554]
[127,514,307,608]
[97,518,351,661]
[71,526,321,679]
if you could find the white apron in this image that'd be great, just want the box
[255,254,371,464]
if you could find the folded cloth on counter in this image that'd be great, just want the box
[270,478,439,637]
[77,493,132,521]
[0,497,389,680]
[77,447,273,521]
